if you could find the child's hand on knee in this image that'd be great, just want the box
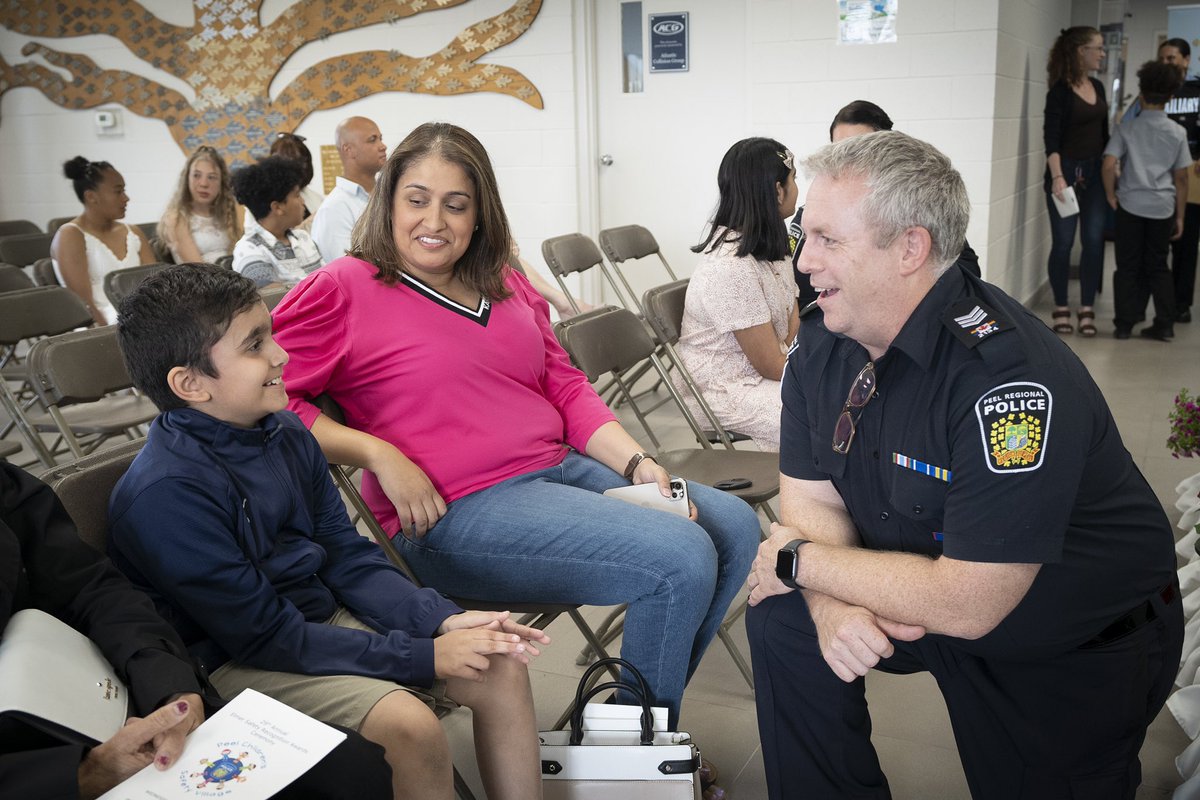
[433,626,530,680]
[438,610,550,662]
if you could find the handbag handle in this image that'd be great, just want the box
[568,657,657,747]
[573,657,651,710]
[569,680,655,746]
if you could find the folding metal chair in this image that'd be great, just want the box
[103,263,170,308]
[0,286,96,466]
[311,395,620,727]
[554,305,780,689]
[133,222,159,242]
[260,284,290,311]
[45,216,74,235]
[0,219,40,237]
[0,231,53,268]
[0,264,33,293]
[543,234,674,446]
[32,258,59,286]
[597,224,680,316]
[42,440,481,800]
[26,325,158,462]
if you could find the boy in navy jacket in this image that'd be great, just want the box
[109,264,547,800]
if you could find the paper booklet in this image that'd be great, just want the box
[100,689,345,800]
[1052,185,1080,218]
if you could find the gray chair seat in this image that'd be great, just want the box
[28,393,158,437]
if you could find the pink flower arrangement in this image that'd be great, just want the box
[1169,389,1200,458]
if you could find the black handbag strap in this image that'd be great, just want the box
[569,680,654,746]
[568,656,656,746]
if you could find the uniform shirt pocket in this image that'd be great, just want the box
[888,464,949,525]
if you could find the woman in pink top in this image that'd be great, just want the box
[272,122,759,725]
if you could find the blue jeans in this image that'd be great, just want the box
[395,452,761,725]
[1046,155,1108,307]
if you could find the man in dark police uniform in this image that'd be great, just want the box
[745,130,1182,800]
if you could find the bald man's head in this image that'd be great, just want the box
[335,116,387,184]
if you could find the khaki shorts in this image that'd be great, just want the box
[209,607,449,730]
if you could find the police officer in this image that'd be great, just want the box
[745,130,1182,799]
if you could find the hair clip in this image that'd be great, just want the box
[779,149,795,171]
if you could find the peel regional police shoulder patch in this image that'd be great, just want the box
[974,382,1052,473]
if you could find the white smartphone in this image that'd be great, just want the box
[603,477,689,517]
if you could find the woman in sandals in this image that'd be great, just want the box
[1043,26,1109,337]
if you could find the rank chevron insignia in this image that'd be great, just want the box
[954,305,988,328]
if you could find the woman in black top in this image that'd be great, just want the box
[1044,26,1108,337]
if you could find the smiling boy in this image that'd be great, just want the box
[109,264,547,799]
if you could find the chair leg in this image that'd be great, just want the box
[718,596,755,691]
[453,765,478,800]
[575,605,625,665]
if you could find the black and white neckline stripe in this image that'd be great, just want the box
[400,272,492,327]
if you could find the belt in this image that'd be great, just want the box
[1081,584,1176,649]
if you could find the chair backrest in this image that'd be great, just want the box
[149,236,174,264]
[261,284,289,311]
[45,216,74,235]
[32,257,59,286]
[598,225,661,264]
[0,286,92,346]
[541,233,605,278]
[0,232,54,268]
[42,439,145,553]
[0,263,34,293]
[542,233,636,315]
[103,263,169,307]
[553,306,656,382]
[133,222,158,242]
[0,220,40,237]
[27,325,135,408]
[641,279,689,347]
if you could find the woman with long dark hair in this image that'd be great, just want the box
[678,137,799,450]
[1044,26,1108,337]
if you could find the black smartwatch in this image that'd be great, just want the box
[775,539,810,590]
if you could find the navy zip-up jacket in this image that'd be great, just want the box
[108,408,461,686]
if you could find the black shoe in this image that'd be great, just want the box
[1179,309,1192,323]
[1139,326,1173,341]
[1114,327,1132,340]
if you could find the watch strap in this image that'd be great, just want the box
[623,451,654,480]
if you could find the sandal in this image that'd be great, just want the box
[1051,309,1073,334]
[1077,310,1097,337]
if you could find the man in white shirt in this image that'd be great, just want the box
[312,116,387,264]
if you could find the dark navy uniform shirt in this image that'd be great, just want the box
[780,265,1176,659]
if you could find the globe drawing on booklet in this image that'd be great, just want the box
[183,745,262,794]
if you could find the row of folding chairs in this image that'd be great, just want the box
[0,272,289,469]
[540,229,783,689]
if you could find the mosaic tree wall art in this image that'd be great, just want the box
[0,0,544,165]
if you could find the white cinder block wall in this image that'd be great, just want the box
[988,0,1071,303]
[749,0,1003,284]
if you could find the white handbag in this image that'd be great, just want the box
[540,657,701,800]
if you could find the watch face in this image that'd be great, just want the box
[775,547,798,584]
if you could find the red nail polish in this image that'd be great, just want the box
[176,700,189,714]
[157,755,170,767]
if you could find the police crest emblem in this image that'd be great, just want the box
[974,382,1051,473]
